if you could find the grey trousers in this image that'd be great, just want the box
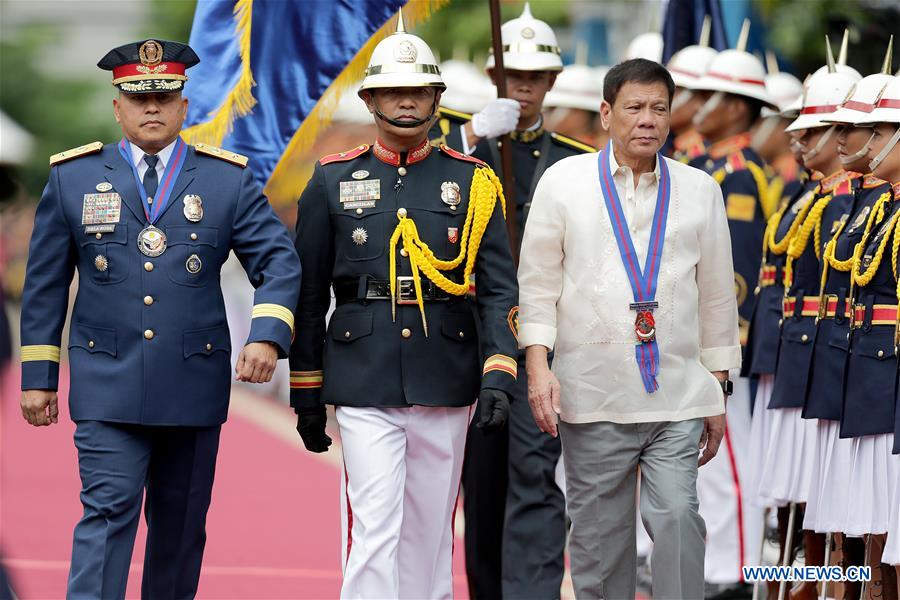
[559,418,706,600]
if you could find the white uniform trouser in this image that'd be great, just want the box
[337,404,472,600]
[697,374,764,583]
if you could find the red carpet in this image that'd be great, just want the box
[0,364,470,598]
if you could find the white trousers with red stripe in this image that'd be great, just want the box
[697,374,764,584]
[337,404,472,600]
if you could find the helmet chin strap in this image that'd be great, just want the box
[373,97,438,129]
[839,130,877,167]
[671,89,693,113]
[692,91,724,128]
[802,125,836,162]
[869,126,900,173]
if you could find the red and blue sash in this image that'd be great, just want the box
[118,137,188,224]
[598,142,672,393]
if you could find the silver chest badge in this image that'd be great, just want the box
[351,227,369,246]
[351,170,369,180]
[95,182,113,192]
[186,253,202,274]
[137,225,167,257]
[183,195,203,222]
[440,181,461,207]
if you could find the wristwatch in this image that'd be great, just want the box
[720,378,733,396]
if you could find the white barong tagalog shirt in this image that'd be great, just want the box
[518,149,741,424]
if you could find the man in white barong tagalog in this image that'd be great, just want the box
[517,58,742,600]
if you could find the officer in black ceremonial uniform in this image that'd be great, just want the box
[450,5,595,599]
[289,14,518,599]
[18,40,301,599]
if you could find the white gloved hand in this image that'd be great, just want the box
[471,98,521,139]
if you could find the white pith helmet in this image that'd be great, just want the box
[854,76,900,126]
[691,20,774,106]
[786,37,861,132]
[825,37,894,125]
[358,11,445,94]
[484,2,563,73]
[625,32,663,63]
[667,45,718,89]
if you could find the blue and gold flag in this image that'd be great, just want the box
[183,0,449,204]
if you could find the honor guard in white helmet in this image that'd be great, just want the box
[461,4,594,600]
[844,68,900,580]
[666,15,718,162]
[292,12,518,599]
[781,29,862,116]
[688,19,771,596]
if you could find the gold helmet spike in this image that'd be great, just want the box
[396,9,406,34]
[736,18,751,52]
[825,35,837,74]
[765,50,779,75]
[882,35,894,75]
[575,40,589,66]
[699,15,712,48]
[838,28,849,65]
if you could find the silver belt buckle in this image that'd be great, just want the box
[396,276,418,305]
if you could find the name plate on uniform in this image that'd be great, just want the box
[82,193,121,225]
[84,224,117,234]
[339,179,380,209]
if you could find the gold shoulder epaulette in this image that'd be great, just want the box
[194,143,249,167]
[550,132,596,153]
[438,106,473,122]
[49,141,103,166]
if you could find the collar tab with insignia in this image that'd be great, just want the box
[194,142,248,167]
[373,138,432,167]
[510,127,544,143]
[50,141,104,166]
[863,174,887,189]
[819,169,857,194]
[320,144,371,166]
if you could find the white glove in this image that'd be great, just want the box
[471,98,521,139]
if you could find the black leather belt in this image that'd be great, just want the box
[334,276,453,306]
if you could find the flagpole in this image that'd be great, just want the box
[488,0,519,264]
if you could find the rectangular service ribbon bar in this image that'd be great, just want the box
[598,143,672,394]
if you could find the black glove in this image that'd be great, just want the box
[296,406,332,453]
[476,389,510,431]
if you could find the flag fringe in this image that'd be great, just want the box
[264,0,451,204]
[182,0,256,146]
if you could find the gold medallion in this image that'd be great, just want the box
[137,225,167,257]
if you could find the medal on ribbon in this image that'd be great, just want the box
[117,137,188,224]
[597,142,672,394]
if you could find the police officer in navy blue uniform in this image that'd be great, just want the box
[18,40,300,599]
